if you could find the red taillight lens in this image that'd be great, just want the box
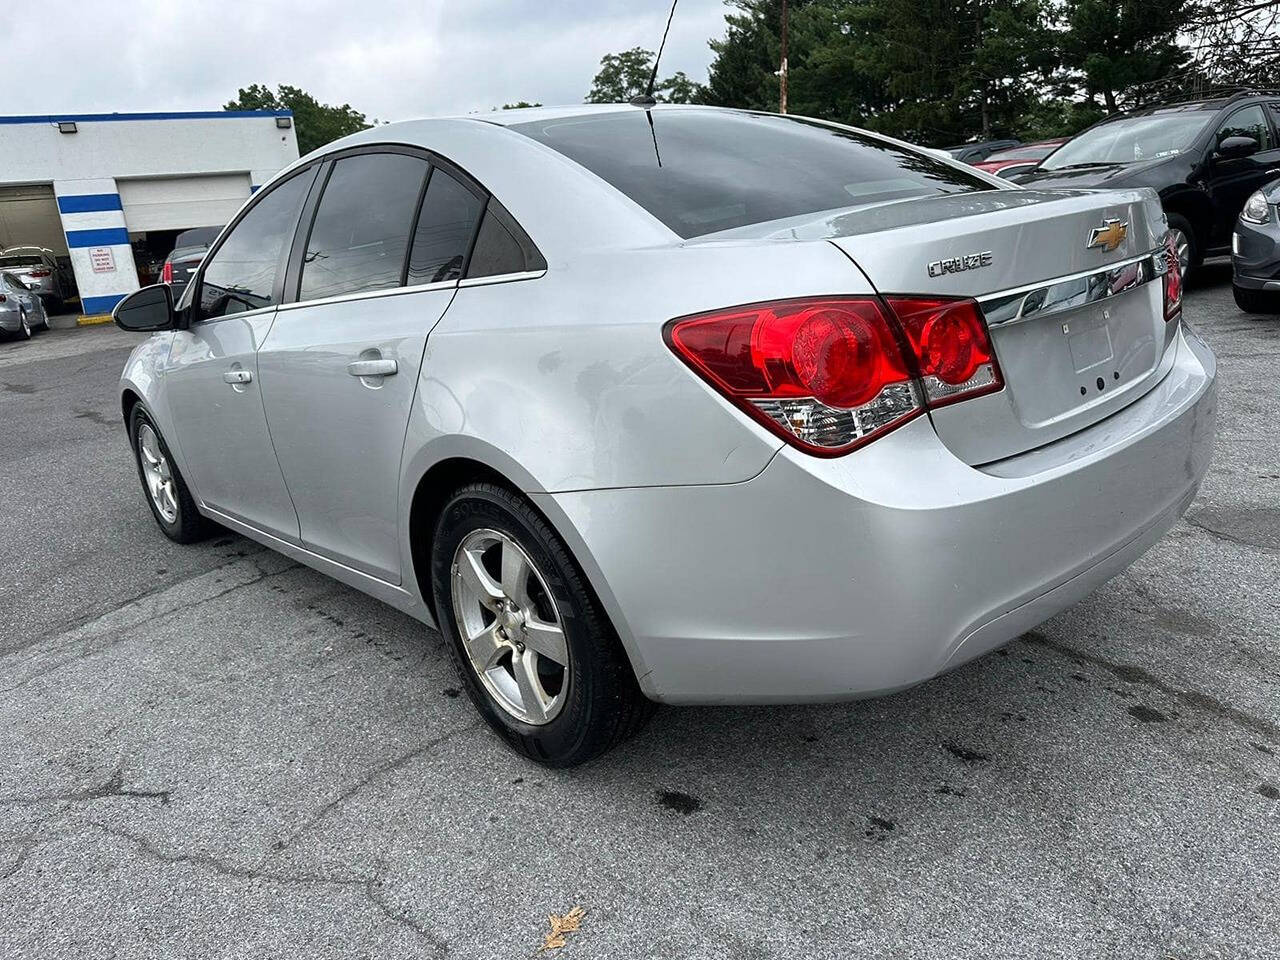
[666,297,921,455]
[1162,232,1182,322]
[27,268,51,278]
[161,261,173,284]
[882,297,1003,407]
[665,294,1002,456]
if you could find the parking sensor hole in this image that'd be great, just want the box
[1080,386,1087,396]
[1096,377,1106,391]
[1113,371,1120,380]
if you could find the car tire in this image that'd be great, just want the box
[128,405,214,544]
[1165,213,1199,280]
[16,309,32,340]
[430,482,654,767]
[1233,283,1280,316]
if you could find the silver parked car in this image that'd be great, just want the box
[0,247,73,310]
[114,106,1216,766]
[0,270,50,340]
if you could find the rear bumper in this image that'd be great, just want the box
[543,324,1216,704]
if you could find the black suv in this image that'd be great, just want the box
[1016,90,1280,278]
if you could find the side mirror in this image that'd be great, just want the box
[113,284,175,332]
[22,280,38,292]
[1214,136,1260,161]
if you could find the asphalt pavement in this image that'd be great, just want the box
[1,267,1278,959]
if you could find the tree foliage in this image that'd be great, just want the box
[586,47,704,103]
[225,84,371,156]
[625,0,1278,147]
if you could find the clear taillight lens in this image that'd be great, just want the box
[664,294,1002,456]
[1161,232,1183,322]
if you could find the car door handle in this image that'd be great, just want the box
[347,358,398,378]
[222,369,253,384]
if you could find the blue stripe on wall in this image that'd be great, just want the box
[81,294,126,314]
[65,227,130,248]
[57,193,123,214]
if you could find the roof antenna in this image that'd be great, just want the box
[630,0,678,107]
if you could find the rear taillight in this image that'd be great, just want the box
[881,297,1003,407]
[161,261,173,284]
[0,294,6,303]
[1161,232,1182,322]
[27,269,51,278]
[665,294,1002,456]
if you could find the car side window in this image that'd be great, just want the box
[299,152,429,302]
[1216,105,1273,152]
[465,199,547,279]
[198,169,315,321]
[406,168,484,286]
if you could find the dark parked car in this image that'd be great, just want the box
[945,138,1021,164]
[160,226,222,302]
[1016,90,1280,278]
[972,138,1068,179]
[1232,177,1280,315]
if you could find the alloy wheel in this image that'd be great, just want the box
[450,528,569,725]
[137,423,179,523]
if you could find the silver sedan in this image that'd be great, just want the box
[0,271,50,340]
[113,106,1216,765]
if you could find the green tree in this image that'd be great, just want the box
[225,84,371,156]
[501,101,543,109]
[1057,0,1193,112]
[586,47,704,103]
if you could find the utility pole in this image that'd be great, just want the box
[779,0,789,115]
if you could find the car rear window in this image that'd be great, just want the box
[0,256,43,267]
[510,109,993,239]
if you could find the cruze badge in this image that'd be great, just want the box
[1087,218,1129,253]
[927,251,993,278]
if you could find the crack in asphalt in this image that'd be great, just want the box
[0,543,276,659]
[274,720,483,854]
[0,767,170,809]
[1023,631,1280,744]
[0,555,301,698]
[95,824,449,954]
[1182,512,1279,554]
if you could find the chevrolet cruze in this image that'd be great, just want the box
[113,105,1216,766]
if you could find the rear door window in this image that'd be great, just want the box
[199,169,316,319]
[510,109,993,238]
[465,200,546,279]
[406,168,484,285]
[299,152,429,302]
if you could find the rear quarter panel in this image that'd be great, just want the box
[402,239,877,495]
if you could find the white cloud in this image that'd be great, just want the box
[10,0,728,120]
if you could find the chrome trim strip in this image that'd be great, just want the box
[277,278,459,312]
[457,269,546,288]
[980,251,1164,327]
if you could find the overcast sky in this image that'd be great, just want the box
[10,1,729,120]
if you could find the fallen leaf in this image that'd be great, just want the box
[539,905,586,952]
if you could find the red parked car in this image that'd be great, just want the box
[972,138,1068,179]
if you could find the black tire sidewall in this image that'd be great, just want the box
[128,406,208,543]
[1166,213,1199,274]
[430,485,615,766]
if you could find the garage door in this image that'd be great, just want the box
[118,173,252,233]
[0,184,67,255]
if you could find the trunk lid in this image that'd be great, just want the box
[718,187,1175,464]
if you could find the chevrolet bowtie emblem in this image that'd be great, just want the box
[1087,218,1129,253]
